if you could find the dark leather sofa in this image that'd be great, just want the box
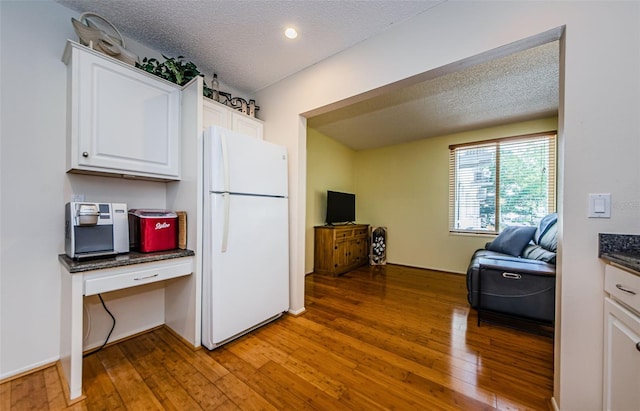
[466,213,557,324]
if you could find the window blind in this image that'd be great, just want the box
[449,132,557,234]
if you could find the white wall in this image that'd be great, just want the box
[255,2,640,410]
[1,1,178,378]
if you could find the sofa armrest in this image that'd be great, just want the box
[478,257,555,277]
[474,257,555,323]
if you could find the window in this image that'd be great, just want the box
[449,131,557,234]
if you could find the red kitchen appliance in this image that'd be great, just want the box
[128,209,178,252]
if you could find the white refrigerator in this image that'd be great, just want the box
[202,126,289,350]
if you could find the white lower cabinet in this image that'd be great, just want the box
[603,264,640,411]
[63,41,181,180]
[59,254,194,401]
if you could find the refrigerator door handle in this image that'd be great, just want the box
[221,192,230,253]
[220,133,231,193]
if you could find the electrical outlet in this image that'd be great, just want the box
[71,194,85,202]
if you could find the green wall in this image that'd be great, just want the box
[307,117,558,274]
[305,128,356,273]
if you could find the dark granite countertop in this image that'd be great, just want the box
[599,233,640,273]
[59,249,195,273]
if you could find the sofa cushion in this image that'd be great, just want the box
[487,225,537,257]
[521,244,556,264]
[535,213,558,252]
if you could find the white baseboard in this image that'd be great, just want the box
[288,307,306,316]
[0,354,59,382]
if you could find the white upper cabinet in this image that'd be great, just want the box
[232,112,264,140]
[202,99,231,129]
[63,41,181,181]
[202,99,263,140]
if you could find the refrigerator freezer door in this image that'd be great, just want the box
[202,193,289,349]
[205,126,288,197]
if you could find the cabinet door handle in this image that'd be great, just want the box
[134,273,159,281]
[636,342,640,352]
[616,284,637,295]
[82,151,89,158]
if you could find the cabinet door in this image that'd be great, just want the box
[232,112,264,140]
[604,297,640,411]
[334,240,351,273]
[66,43,181,180]
[351,236,367,267]
[203,99,232,130]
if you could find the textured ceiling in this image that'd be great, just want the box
[54,1,559,151]
[308,41,560,150]
[55,0,443,94]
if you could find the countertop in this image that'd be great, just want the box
[599,233,640,273]
[59,249,195,273]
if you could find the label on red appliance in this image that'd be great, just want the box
[137,217,177,252]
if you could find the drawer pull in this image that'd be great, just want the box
[134,273,159,281]
[502,272,521,280]
[636,342,640,352]
[615,284,637,295]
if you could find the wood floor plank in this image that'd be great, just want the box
[1,377,12,410]
[9,371,48,410]
[2,264,554,410]
[153,327,230,383]
[284,314,500,407]
[225,333,288,369]
[82,352,126,410]
[142,332,234,409]
[214,373,279,411]
[209,348,316,411]
[96,345,164,410]
[283,315,495,410]
[259,360,348,410]
[43,365,74,410]
[289,342,431,410]
[118,335,204,410]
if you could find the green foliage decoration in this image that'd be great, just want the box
[136,55,214,98]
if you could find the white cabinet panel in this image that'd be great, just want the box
[202,98,263,140]
[603,297,640,411]
[232,112,264,140]
[63,41,181,180]
[83,258,193,296]
[203,99,232,129]
[605,264,640,312]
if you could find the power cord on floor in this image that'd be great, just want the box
[83,294,116,358]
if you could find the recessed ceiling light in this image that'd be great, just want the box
[284,27,298,39]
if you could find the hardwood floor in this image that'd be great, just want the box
[2,264,554,410]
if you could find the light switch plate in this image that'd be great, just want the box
[588,193,611,218]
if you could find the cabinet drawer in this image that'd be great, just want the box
[354,227,368,238]
[334,228,355,240]
[84,258,193,296]
[605,264,640,313]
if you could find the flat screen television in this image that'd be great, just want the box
[326,191,355,225]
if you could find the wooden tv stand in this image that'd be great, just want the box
[314,224,369,276]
